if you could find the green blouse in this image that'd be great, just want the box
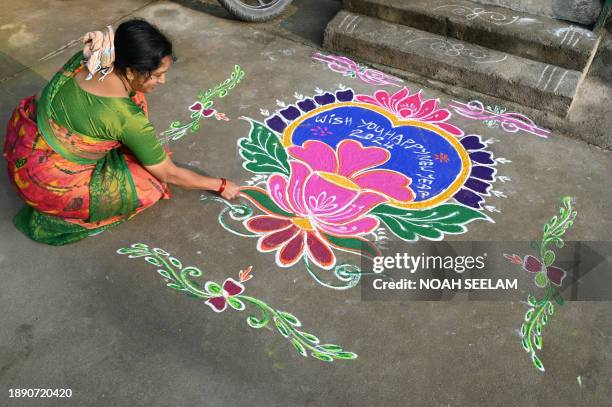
[49,77,167,166]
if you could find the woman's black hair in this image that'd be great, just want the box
[114,19,175,76]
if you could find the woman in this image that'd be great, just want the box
[3,19,240,245]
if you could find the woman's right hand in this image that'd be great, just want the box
[220,179,240,200]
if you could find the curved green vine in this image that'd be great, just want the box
[160,65,245,142]
[116,243,357,362]
[200,195,257,237]
[520,196,576,372]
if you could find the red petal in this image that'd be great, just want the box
[259,225,300,251]
[206,296,227,312]
[278,232,306,267]
[246,215,291,233]
[546,266,567,286]
[523,255,542,273]
[305,232,335,269]
[223,278,245,296]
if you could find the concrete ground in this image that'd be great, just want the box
[1,1,611,406]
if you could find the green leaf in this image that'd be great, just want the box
[157,269,172,279]
[311,352,334,362]
[204,281,222,295]
[520,323,528,338]
[543,250,555,267]
[153,248,169,256]
[527,294,537,306]
[535,272,548,288]
[273,317,290,338]
[247,315,267,329]
[321,233,379,258]
[145,256,162,267]
[227,297,245,311]
[533,334,543,350]
[371,203,490,242]
[278,311,301,327]
[535,321,542,335]
[238,120,290,175]
[555,294,565,305]
[531,353,545,372]
[541,313,548,325]
[166,283,184,291]
[524,308,534,322]
[168,257,183,269]
[240,188,295,218]
[547,302,555,315]
[319,344,343,352]
[298,331,320,345]
[335,351,358,360]
[521,337,531,352]
[291,338,308,357]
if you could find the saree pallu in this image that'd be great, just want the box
[3,56,169,245]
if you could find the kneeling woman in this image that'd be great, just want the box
[3,19,239,245]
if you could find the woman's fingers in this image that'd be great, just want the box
[221,180,240,200]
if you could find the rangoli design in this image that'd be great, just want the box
[160,65,245,142]
[504,196,577,372]
[117,243,358,362]
[203,86,510,289]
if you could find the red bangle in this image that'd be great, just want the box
[218,178,227,194]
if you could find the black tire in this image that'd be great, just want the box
[217,0,293,22]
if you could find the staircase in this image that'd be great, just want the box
[323,0,601,117]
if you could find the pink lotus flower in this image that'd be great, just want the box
[356,87,464,136]
[205,278,245,312]
[242,140,415,270]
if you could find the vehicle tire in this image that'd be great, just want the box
[217,0,293,22]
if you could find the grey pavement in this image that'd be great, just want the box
[1,1,611,406]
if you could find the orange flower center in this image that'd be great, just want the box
[292,217,314,231]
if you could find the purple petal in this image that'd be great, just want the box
[460,135,486,150]
[523,255,542,273]
[470,151,495,165]
[546,266,567,286]
[470,166,495,181]
[464,178,491,195]
[205,296,227,313]
[453,188,484,209]
[297,98,317,112]
[314,92,336,105]
[335,89,355,102]
[265,115,287,133]
[280,106,301,121]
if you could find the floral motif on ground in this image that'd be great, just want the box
[202,86,510,289]
[117,244,358,362]
[504,196,577,372]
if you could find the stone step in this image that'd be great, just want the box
[324,10,583,116]
[343,0,599,71]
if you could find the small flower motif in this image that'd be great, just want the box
[189,101,216,118]
[205,278,245,313]
[356,87,464,136]
[522,255,566,287]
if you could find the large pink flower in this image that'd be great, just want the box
[356,87,464,136]
[242,140,415,270]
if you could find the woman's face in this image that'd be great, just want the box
[130,56,173,93]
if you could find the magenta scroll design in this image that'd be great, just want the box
[448,100,550,138]
[312,52,403,87]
